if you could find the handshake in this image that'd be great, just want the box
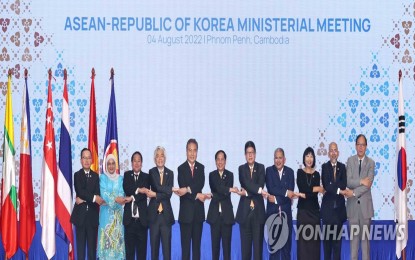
[172,187,212,202]
[260,190,305,203]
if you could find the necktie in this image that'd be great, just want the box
[333,165,336,181]
[158,170,164,213]
[219,171,223,179]
[133,202,138,216]
[85,172,90,183]
[133,173,139,217]
[358,159,362,176]
[249,167,254,210]
[191,165,194,178]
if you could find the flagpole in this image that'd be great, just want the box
[88,68,99,173]
[400,71,406,260]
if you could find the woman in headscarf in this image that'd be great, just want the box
[97,154,131,259]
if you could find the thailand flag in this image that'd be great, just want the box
[102,68,119,174]
[395,70,407,260]
[56,69,74,259]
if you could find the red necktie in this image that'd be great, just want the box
[191,165,194,178]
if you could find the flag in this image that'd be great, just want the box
[102,68,119,174]
[55,69,74,259]
[395,70,407,260]
[1,70,18,258]
[40,69,58,259]
[88,68,99,173]
[18,69,36,256]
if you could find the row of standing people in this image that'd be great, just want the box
[280,134,374,260]
[70,135,374,260]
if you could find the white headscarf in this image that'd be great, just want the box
[104,154,119,181]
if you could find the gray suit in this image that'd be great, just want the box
[346,155,375,260]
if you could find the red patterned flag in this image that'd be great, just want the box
[1,69,18,259]
[40,69,58,258]
[88,68,99,173]
[18,69,36,256]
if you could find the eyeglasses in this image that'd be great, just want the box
[82,157,92,160]
[356,143,366,147]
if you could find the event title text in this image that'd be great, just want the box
[64,17,371,32]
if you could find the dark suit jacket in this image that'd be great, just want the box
[265,165,294,218]
[177,161,205,224]
[70,169,100,227]
[123,170,150,226]
[235,162,266,225]
[321,161,347,224]
[207,169,235,225]
[148,167,174,225]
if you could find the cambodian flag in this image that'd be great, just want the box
[395,70,407,260]
[102,68,119,174]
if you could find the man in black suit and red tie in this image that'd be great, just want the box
[71,148,104,260]
[235,141,266,260]
[174,138,209,260]
[123,151,150,260]
[146,146,175,260]
[321,142,347,260]
[207,150,237,260]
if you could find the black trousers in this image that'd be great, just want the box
[150,213,172,260]
[75,225,98,260]
[322,223,343,260]
[210,214,232,260]
[239,209,264,260]
[125,218,148,260]
[268,210,292,260]
[180,219,203,260]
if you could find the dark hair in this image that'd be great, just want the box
[80,148,91,158]
[302,147,315,168]
[215,150,227,160]
[244,141,256,153]
[131,151,142,162]
[275,147,285,157]
[355,134,367,145]
[186,138,198,150]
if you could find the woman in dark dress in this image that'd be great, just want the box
[296,147,325,260]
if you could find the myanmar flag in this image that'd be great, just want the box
[1,71,18,258]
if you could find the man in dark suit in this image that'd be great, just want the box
[71,148,104,260]
[146,146,174,260]
[174,138,208,260]
[123,151,150,260]
[321,142,347,260]
[235,141,266,260]
[343,134,375,260]
[263,148,295,260]
[207,150,237,260]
